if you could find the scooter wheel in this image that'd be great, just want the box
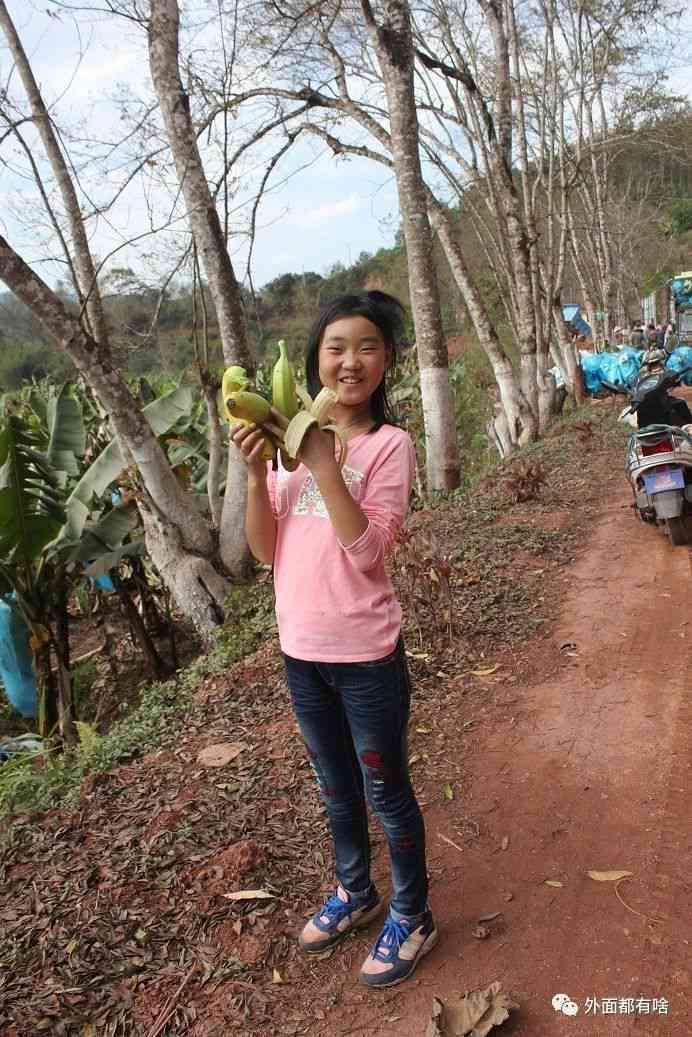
[665,516,692,546]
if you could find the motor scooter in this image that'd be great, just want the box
[603,361,692,545]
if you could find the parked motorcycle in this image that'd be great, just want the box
[602,361,692,545]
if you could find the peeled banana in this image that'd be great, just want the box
[272,340,300,421]
[283,386,348,471]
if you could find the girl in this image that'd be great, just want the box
[231,291,437,988]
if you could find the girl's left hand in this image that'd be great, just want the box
[298,425,339,476]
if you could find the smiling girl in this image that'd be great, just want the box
[231,291,437,988]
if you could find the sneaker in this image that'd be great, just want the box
[359,910,438,988]
[298,883,383,954]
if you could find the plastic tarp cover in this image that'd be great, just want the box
[0,597,38,718]
[670,275,692,308]
[665,346,692,385]
[580,345,692,394]
[580,347,644,394]
[580,353,605,394]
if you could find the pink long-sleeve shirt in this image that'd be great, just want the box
[267,424,416,662]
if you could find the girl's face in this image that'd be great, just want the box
[318,315,391,411]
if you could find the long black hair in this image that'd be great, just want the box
[305,290,408,432]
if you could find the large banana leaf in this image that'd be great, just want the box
[47,384,85,478]
[0,418,65,566]
[66,385,194,534]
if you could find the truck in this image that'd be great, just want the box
[669,272,692,344]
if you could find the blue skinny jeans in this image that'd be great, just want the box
[282,636,428,917]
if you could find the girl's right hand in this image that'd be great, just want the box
[231,423,270,477]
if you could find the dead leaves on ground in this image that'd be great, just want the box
[426,983,519,1036]
[587,869,633,882]
[196,741,247,767]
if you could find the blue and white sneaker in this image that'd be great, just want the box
[298,883,383,954]
[359,909,439,987]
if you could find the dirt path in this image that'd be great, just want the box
[309,485,692,1035]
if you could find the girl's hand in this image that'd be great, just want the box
[230,423,271,476]
[298,425,340,476]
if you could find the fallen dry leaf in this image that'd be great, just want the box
[467,665,499,677]
[222,889,275,901]
[197,742,247,767]
[425,983,519,1036]
[478,911,501,923]
[272,968,283,983]
[587,870,633,882]
[472,925,490,939]
[500,835,509,851]
[544,879,563,888]
[443,783,454,801]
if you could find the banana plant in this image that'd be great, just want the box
[0,382,193,744]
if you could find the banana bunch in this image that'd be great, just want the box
[221,341,348,470]
[221,364,277,461]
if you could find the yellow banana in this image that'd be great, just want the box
[226,411,276,461]
[221,368,276,461]
[272,340,300,421]
[224,390,272,424]
[222,365,249,397]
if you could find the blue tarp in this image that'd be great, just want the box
[563,305,592,338]
[670,275,692,308]
[0,597,38,719]
[665,346,692,385]
[580,346,692,394]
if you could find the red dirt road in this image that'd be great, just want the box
[310,486,692,1036]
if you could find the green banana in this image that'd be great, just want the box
[271,340,300,421]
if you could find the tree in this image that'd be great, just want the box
[360,0,460,488]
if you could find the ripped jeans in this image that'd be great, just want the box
[282,636,428,917]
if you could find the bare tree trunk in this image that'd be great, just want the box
[429,200,535,451]
[54,572,77,746]
[361,0,460,490]
[204,384,223,528]
[482,0,539,420]
[148,0,250,572]
[0,236,230,641]
[0,0,109,345]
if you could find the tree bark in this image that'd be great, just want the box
[428,199,535,450]
[148,0,251,572]
[361,0,460,490]
[0,0,109,347]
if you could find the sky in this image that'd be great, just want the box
[0,0,401,293]
[1,1,691,298]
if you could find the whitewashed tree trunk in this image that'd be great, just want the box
[429,199,536,450]
[148,0,250,572]
[481,0,539,420]
[361,0,459,489]
[0,236,230,641]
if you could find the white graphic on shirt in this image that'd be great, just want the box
[292,464,363,518]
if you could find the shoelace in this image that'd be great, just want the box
[319,893,353,925]
[371,917,411,961]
